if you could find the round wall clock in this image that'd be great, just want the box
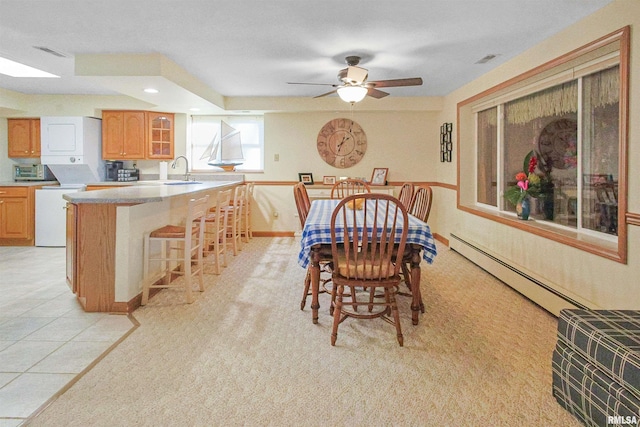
[316,118,367,168]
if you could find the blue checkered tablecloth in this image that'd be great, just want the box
[298,198,437,268]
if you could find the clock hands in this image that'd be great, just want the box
[336,133,351,154]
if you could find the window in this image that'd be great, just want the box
[189,115,264,172]
[459,27,629,263]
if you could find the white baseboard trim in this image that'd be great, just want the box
[449,233,594,316]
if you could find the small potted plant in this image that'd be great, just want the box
[504,151,548,220]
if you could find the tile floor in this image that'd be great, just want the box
[0,246,135,426]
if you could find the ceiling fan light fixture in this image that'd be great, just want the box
[337,85,368,103]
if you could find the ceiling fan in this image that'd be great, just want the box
[288,55,423,103]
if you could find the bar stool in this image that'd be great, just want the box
[224,185,245,256]
[240,182,254,242]
[141,195,209,305]
[202,189,232,275]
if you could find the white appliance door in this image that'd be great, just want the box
[35,188,81,247]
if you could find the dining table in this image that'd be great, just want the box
[297,198,437,325]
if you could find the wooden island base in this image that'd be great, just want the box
[65,181,240,312]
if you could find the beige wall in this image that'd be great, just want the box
[433,0,640,310]
[245,110,440,233]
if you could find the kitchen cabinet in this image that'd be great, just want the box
[102,111,146,160]
[0,186,35,245]
[146,112,174,159]
[8,118,41,158]
[101,110,174,160]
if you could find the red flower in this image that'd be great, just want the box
[528,156,538,173]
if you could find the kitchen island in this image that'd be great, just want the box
[64,181,241,312]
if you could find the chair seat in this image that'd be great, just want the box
[150,224,193,239]
[336,253,395,279]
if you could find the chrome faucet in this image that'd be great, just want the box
[171,156,190,181]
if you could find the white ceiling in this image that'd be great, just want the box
[0,0,613,113]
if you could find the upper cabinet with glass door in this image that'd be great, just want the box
[146,112,174,159]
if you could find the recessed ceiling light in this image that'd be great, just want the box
[144,88,159,93]
[189,108,200,111]
[0,56,59,78]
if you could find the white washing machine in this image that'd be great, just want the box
[35,185,85,247]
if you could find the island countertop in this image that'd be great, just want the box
[64,181,240,204]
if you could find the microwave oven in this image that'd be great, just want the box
[13,164,55,181]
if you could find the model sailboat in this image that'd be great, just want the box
[200,120,244,171]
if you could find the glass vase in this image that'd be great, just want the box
[520,197,531,220]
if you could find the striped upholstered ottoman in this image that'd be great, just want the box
[552,309,640,427]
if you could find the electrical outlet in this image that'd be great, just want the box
[274,153,279,162]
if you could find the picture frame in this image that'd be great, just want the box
[323,176,336,185]
[298,172,314,185]
[370,168,389,185]
[440,122,453,162]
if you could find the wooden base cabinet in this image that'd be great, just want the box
[68,202,125,312]
[0,186,35,246]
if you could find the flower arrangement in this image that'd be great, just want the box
[504,150,551,206]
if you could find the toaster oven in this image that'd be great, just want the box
[13,164,55,181]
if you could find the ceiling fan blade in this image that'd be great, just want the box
[367,77,423,88]
[313,89,338,99]
[367,88,389,99]
[287,82,338,87]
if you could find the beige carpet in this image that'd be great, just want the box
[26,237,580,427]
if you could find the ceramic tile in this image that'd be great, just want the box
[0,341,15,352]
[28,341,112,374]
[0,317,54,341]
[19,294,81,318]
[0,372,75,418]
[0,300,49,317]
[0,246,132,422]
[22,316,100,342]
[72,315,134,342]
[0,373,19,388]
[0,418,24,427]
[0,341,63,372]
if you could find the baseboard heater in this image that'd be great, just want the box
[449,233,589,316]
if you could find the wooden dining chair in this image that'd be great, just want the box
[294,182,331,310]
[330,193,408,346]
[330,178,371,199]
[398,182,415,211]
[409,185,433,222]
[401,185,433,309]
[141,194,209,305]
[293,182,311,225]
